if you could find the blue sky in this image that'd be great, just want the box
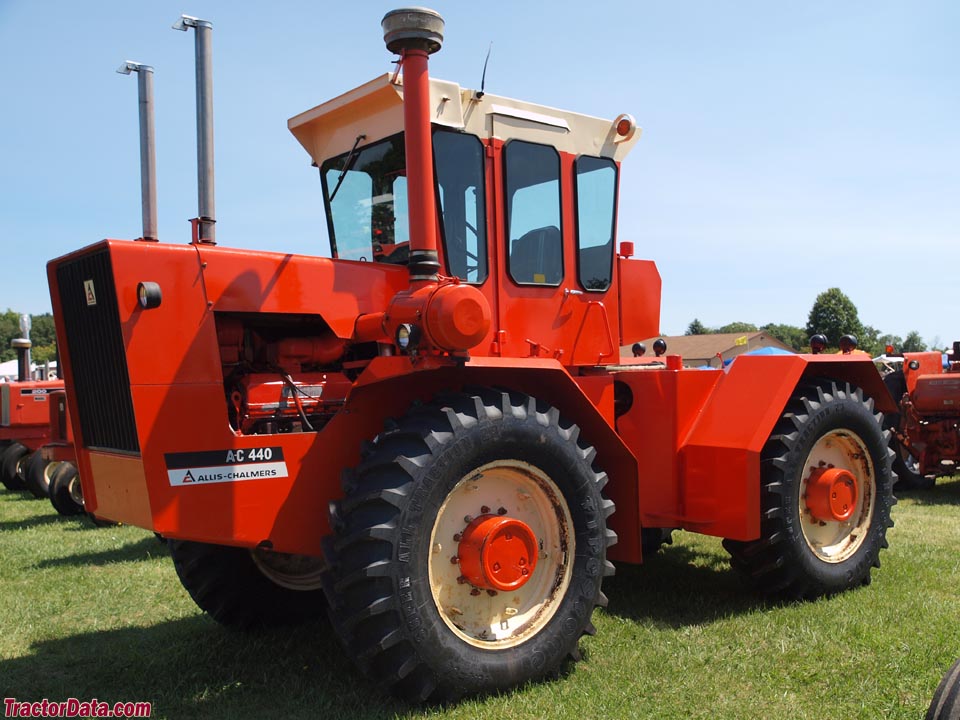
[1,1,957,347]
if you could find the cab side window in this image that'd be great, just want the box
[575,156,617,291]
[434,131,487,283]
[504,141,562,285]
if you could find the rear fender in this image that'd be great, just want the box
[679,354,891,541]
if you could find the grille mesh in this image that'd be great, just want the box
[56,249,140,453]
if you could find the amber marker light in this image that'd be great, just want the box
[614,113,636,139]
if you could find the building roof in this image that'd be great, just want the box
[626,332,795,366]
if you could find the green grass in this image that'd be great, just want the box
[2,479,959,719]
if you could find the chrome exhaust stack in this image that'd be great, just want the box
[117,61,159,242]
[173,15,216,244]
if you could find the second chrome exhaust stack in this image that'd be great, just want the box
[174,14,216,244]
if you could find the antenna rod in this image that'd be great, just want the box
[117,61,159,241]
[173,15,216,244]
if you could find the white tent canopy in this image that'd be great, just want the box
[0,358,57,381]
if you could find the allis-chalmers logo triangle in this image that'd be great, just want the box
[83,279,97,306]
[181,470,196,483]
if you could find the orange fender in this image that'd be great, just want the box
[678,354,893,541]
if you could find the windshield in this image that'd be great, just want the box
[321,134,409,263]
[320,131,487,282]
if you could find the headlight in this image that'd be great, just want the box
[137,281,162,309]
[395,323,421,352]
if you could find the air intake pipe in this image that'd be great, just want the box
[353,9,491,356]
[381,8,444,282]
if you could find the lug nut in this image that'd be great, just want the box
[480,505,490,514]
[453,533,462,542]
[464,515,473,523]
[470,588,481,596]
[497,507,507,515]
[450,556,459,564]
[457,575,468,584]
[486,589,498,597]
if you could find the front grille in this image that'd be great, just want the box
[56,249,140,453]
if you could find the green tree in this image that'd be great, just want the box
[805,288,864,348]
[31,314,57,347]
[858,325,882,357]
[715,322,757,333]
[0,310,18,362]
[901,331,927,353]
[717,321,758,334]
[761,323,808,351]
[686,318,709,335]
[0,310,57,364]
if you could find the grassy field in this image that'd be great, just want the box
[2,479,959,720]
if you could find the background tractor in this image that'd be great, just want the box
[47,8,898,701]
[881,342,960,489]
[0,379,64,495]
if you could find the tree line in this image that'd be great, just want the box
[685,287,929,356]
[0,310,57,364]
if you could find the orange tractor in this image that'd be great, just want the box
[48,8,898,701]
[0,379,64,496]
[882,342,960,489]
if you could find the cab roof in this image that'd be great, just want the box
[288,73,640,167]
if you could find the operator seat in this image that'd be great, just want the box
[510,225,562,284]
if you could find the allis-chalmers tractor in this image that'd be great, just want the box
[0,378,64,496]
[48,9,898,702]
[882,342,960,489]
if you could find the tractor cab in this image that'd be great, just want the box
[288,73,660,364]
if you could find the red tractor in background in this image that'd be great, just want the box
[0,314,72,499]
[47,8,898,701]
[882,342,960,489]
[0,378,64,495]
[1,381,84,514]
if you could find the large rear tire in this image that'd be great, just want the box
[48,462,85,516]
[0,442,29,492]
[723,379,895,599]
[23,452,60,499]
[927,658,960,720]
[882,370,936,490]
[168,540,326,628]
[325,389,616,702]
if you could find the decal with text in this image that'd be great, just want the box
[164,447,287,486]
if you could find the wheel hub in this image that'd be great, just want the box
[458,515,538,591]
[806,466,858,522]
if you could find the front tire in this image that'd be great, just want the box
[49,462,85,516]
[723,379,895,599]
[168,540,326,628]
[23,452,60,499]
[326,389,616,702]
[927,658,960,720]
[0,442,29,492]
